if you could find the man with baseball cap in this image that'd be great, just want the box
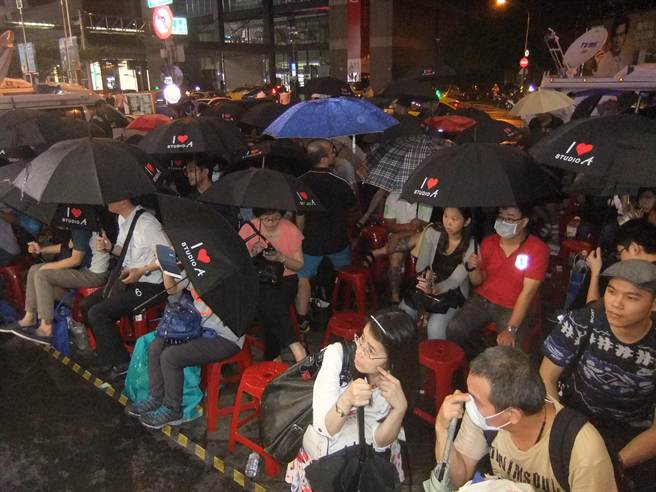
[541,260,656,489]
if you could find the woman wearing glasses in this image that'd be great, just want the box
[239,208,307,362]
[286,307,419,490]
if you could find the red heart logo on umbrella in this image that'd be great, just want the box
[575,143,594,156]
[426,177,440,190]
[197,248,211,264]
[177,135,189,144]
[71,208,82,218]
[298,191,309,200]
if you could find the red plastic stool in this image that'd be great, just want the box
[331,266,378,315]
[415,340,467,425]
[0,263,26,312]
[321,311,367,348]
[228,361,288,476]
[560,240,593,262]
[202,339,254,433]
[119,303,165,352]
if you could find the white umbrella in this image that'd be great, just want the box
[509,89,574,117]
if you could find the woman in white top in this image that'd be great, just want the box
[286,307,419,490]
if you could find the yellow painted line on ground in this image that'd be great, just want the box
[43,347,267,491]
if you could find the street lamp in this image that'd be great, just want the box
[495,0,530,94]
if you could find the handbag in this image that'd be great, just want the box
[244,220,284,286]
[102,209,145,299]
[260,341,356,463]
[155,290,203,344]
[305,406,401,492]
[408,287,465,314]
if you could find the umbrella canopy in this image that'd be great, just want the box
[455,118,520,144]
[156,194,258,336]
[0,109,105,155]
[302,77,353,97]
[365,135,453,192]
[529,114,656,183]
[0,160,100,228]
[445,107,492,123]
[263,97,398,138]
[126,114,171,132]
[240,102,288,129]
[379,114,425,141]
[401,143,558,207]
[200,167,324,212]
[205,100,248,122]
[423,115,477,134]
[567,174,640,197]
[13,138,157,205]
[508,89,575,117]
[138,116,247,157]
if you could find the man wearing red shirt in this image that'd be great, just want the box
[447,206,549,355]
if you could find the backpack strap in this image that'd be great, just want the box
[338,340,357,386]
[549,407,589,492]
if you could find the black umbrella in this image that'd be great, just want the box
[529,114,656,182]
[455,118,520,144]
[205,100,248,122]
[240,102,288,129]
[0,160,100,229]
[446,107,492,122]
[138,117,248,157]
[13,138,157,205]
[571,95,603,120]
[0,109,105,156]
[567,174,640,197]
[200,167,324,212]
[156,194,258,337]
[400,143,558,207]
[303,77,353,97]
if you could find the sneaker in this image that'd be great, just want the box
[12,326,52,346]
[107,362,130,381]
[125,396,162,418]
[140,405,183,429]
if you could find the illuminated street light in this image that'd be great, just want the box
[494,0,530,94]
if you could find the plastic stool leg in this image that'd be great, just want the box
[205,364,220,433]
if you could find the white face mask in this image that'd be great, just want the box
[465,396,511,431]
[494,219,519,239]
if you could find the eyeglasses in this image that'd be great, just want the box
[354,333,387,360]
[616,246,627,260]
[497,215,523,223]
[260,215,282,224]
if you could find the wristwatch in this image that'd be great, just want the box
[142,266,151,276]
[335,402,347,418]
[507,324,519,336]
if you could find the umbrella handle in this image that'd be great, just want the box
[434,417,458,485]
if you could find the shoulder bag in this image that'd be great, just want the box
[244,220,284,286]
[102,209,146,299]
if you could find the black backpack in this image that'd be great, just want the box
[259,341,356,463]
[482,407,589,492]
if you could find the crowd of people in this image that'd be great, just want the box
[0,94,655,492]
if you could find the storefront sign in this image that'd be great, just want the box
[172,17,187,36]
[147,0,172,8]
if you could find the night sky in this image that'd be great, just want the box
[440,0,656,85]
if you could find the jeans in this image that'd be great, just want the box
[80,282,165,366]
[148,335,240,411]
[398,299,458,340]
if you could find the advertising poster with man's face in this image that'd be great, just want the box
[594,16,633,77]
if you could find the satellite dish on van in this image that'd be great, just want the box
[563,26,608,69]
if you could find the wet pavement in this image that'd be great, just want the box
[0,330,437,491]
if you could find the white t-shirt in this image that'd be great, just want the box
[0,205,20,256]
[302,343,394,460]
[383,192,432,224]
[116,206,168,284]
[88,232,110,274]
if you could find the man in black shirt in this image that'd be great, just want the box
[295,139,357,330]
[184,156,239,230]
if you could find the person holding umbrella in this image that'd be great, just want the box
[239,208,306,362]
[80,199,169,379]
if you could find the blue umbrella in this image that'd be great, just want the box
[263,97,398,138]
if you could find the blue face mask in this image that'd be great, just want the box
[494,219,518,239]
[465,396,511,431]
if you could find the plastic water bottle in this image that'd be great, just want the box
[245,452,260,478]
[68,319,90,352]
